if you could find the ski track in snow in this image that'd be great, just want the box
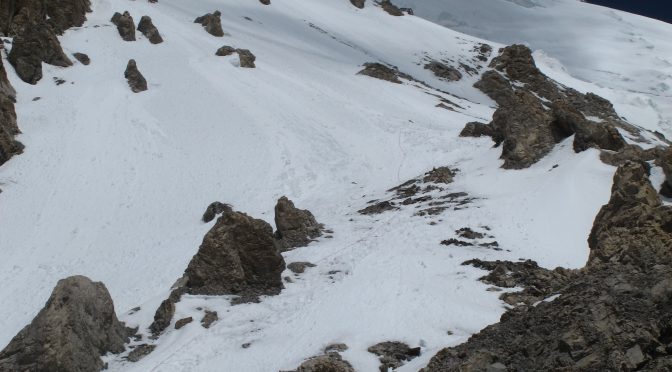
[0,0,623,370]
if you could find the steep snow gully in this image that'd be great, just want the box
[0,0,670,371]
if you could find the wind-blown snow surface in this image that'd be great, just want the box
[397,0,672,138]
[0,0,615,370]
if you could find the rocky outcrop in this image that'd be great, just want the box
[425,61,462,81]
[368,341,421,371]
[660,146,672,197]
[357,62,405,84]
[422,162,672,371]
[287,261,316,274]
[8,22,73,84]
[137,16,163,44]
[111,11,136,41]
[289,353,355,372]
[127,344,155,362]
[149,287,183,336]
[202,201,232,223]
[274,196,323,251]
[380,0,403,16]
[73,52,90,65]
[0,276,130,372]
[461,44,643,169]
[236,49,256,68]
[350,0,365,9]
[259,0,271,4]
[194,11,224,37]
[0,0,91,36]
[124,59,147,93]
[0,42,22,167]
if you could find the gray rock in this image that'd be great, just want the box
[274,196,323,251]
[73,52,90,65]
[0,276,130,372]
[202,201,232,223]
[125,59,147,93]
[0,41,22,167]
[0,0,91,36]
[8,22,73,84]
[127,344,155,362]
[215,46,236,57]
[290,353,355,372]
[287,262,316,274]
[111,11,136,41]
[174,317,193,330]
[149,287,183,336]
[350,0,365,9]
[368,341,421,371]
[357,62,402,84]
[201,310,218,329]
[236,49,256,68]
[380,0,403,16]
[137,16,163,44]
[194,11,224,37]
[425,61,462,81]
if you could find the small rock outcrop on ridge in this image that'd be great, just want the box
[111,11,136,41]
[0,42,22,167]
[460,44,657,169]
[423,162,672,371]
[194,11,225,37]
[274,196,324,251]
[8,22,73,84]
[124,59,148,93]
[0,276,131,371]
[137,16,163,44]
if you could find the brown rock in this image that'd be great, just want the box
[425,61,462,81]
[201,311,218,329]
[124,59,147,93]
[380,0,403,16]
[202,201,232,222]
[111,11,136,41]
[127,344,155,362]
[274,196,323,251]
[137,15,163,44]
[287,262,316,274]
[149,288,183,336]
[660,146,672,195]
[0,41,22,167]
[174,317,193,330]
[8,22,73,84]
[215,46,236,57]
[368,341,421,371]
[236,49,256,68]
[291,353,355,372]
[1,0,91,36]
[259,0,271,4]
[72,52,90,65]
[194,11,225,37]
[350,0,365,9]
[357,62,402,84]
[0,276,130,372]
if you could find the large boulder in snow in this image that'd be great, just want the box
[124,59,148,93]
[137,16,163,44]
[422,162,672,371]
[0,276,130,372]
[0,0,91,36]
[236,49,256,68]
[462,44,642,169]
[8,22,73,84]
[274,196,323,251]
[111,11,136,41]
[194,11,225,37]
[0,41,22,167]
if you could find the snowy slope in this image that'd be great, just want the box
[0,0,621,370]
[397,0,672,138]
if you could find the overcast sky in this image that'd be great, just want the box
[586,1,672,23]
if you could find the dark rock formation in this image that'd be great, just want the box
[202,201,232,223]
[289,353,355,372]
[423,167,456,184]
[1,0,91,36]
[185,210,285,298]
[274,196,323,251]
[462,44,642,169]
[287,262,316,274]
[423,162,672,371]
[127,344,155,362]
[111,11,136,41]
[236,48,256,68]
[137,16,163,44]
[660,146,672,196]
[350,0,365,9]
[124,59,147,93]
[73,52,90,65]
[201,310,218,329]
[149,287,183,336]
[259,0,271,4]
[8,22,73,84]
[215,46,236,56]
[174,317,193,330]
[357,62,403,84]
[368,341,421,371]
[380,0,403,16]
[0,276,130,372]
[194,11,224,37]
[425,61,462,81]
[0,41,22,167]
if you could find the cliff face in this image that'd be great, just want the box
[0,0,91,36]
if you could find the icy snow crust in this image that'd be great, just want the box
[397,0,672,137]
[0,0,616,370]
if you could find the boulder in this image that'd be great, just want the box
[8,22,73,84]
[174,317,193,330]
[380,0,403,16]
[287,262,316,274]
[137,16,163,44]
[215,46,236,57]
[201,310,218,329]
[660,146,672,196]
[111,11,136,41]
[1,0,91,36]
[425,61,462,81]
[184,210,285,299]
[274,196,323,251]
[291,353,355,372]
[236,49,256,68]
[202,201,232,223]
[124,59,148,93]
[357,62,402,84]
[149,287,183,335]
[0,276,130,372]
[368,341,421,371]
[73,52,90,65]
[0,42,22,167]
[259,0,271,4]
[350,0,365,9]
[194,11,225,37]
[127,344,155,362]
